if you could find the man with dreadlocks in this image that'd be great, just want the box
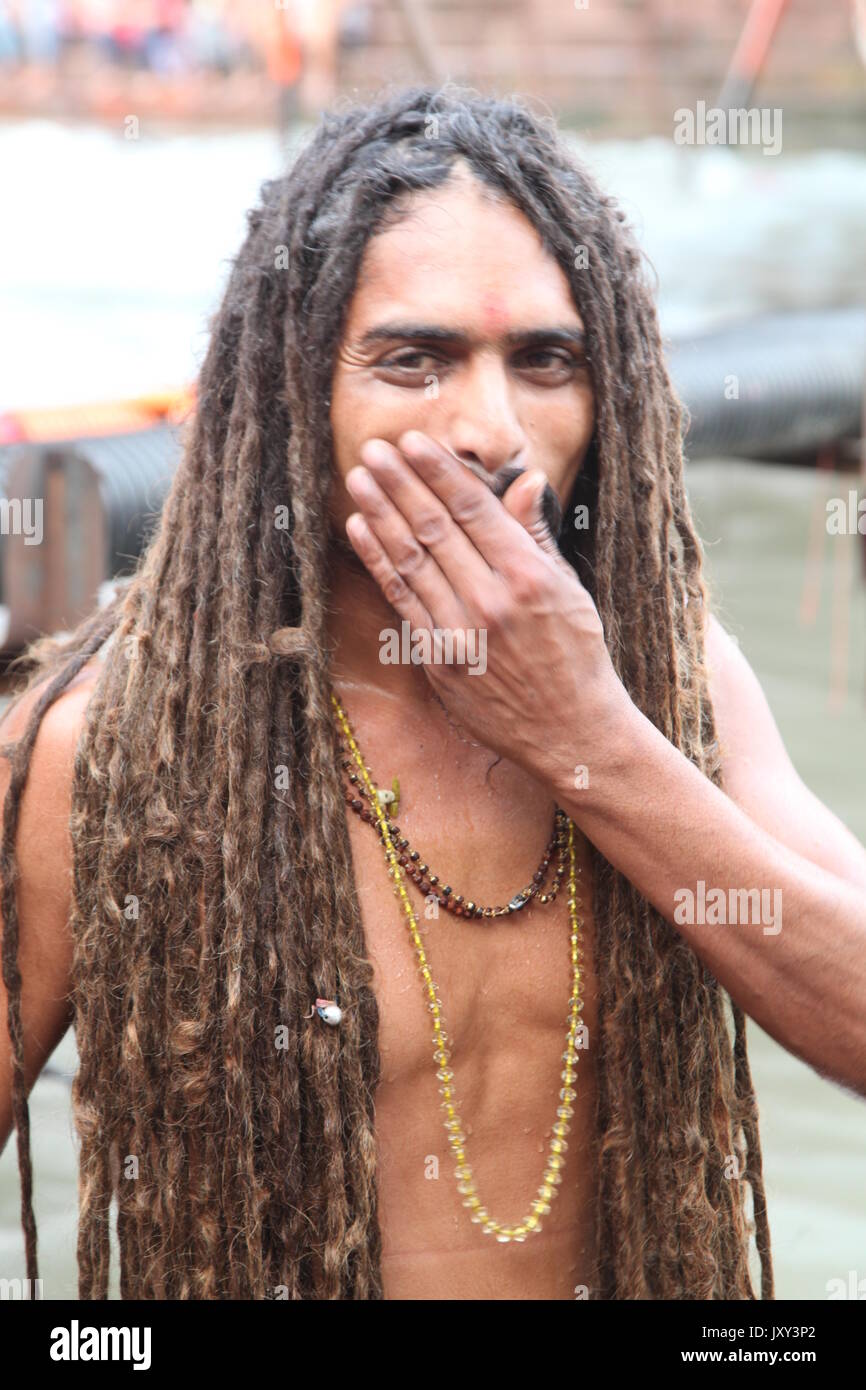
[2,86,866,1302]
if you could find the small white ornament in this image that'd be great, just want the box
[304,996,343,1026]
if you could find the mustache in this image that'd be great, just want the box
[461,458,564,541]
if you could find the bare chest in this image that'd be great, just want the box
[341,787,601,1300]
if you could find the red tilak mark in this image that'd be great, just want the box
[478,291,510,337]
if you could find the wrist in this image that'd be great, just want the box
[544,677,642,820]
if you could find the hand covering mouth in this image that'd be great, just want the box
[457,455,564,541]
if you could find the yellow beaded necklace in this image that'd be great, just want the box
[331,689,586,1244]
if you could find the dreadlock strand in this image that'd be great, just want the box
[0,83,773,1302]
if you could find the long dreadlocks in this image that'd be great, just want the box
[1,83,773,1299]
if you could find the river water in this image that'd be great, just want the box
[0,120,864,1299]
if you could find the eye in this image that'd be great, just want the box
[378,349,446,374]
[517,348,580,374]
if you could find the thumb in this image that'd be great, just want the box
[501,468,563,559]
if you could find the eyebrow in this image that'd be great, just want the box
[356,323,587,352]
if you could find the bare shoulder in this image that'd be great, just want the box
[1,653,105,819]
[0,653,104,1151]
[0,651,105,931]
[704,610,866,891]
[703,611,795,777]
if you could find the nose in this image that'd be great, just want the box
[445,356,527,476]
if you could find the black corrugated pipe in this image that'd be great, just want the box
[668,307,866,461]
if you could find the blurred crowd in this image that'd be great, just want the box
[0,0,372,78]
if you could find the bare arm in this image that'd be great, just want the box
[0,665,99,1154]
[552,613,866,1097]
[327,430,866,1093]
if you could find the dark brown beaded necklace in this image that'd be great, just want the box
[337,727,569,921]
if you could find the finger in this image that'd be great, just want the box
[344,512,434,635]
[359,437,494,596]
[500,469,564,562]
[395,429,541,573]
[344,466,464,627]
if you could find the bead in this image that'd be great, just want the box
[330,692,586,1248]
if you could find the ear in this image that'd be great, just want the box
[501,469,562,561]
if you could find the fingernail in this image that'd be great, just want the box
[359,440,392,467]
[346,465,373,494]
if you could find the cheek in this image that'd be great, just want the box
[330,369,439,478]
[533,396,595,497]
[329,370,364,483]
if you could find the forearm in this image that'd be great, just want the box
[548,698,866,1097]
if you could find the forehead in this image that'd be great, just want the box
[341,176,583,336]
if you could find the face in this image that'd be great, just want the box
[328,165,595,545]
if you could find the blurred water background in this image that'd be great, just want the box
[0,118,864,1299]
